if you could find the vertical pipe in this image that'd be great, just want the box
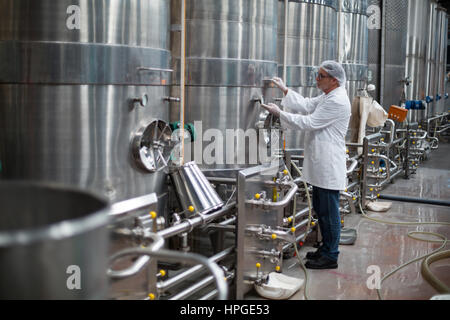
[337,0,342,61]
[180,0,186,165]
[283,0,289,82]
[380,0,386,107]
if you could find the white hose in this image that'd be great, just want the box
[286,161,313,300]
[358,196,449,299]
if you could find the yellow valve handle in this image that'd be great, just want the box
[149,211,157,219]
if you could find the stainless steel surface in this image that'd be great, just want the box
[110,247,228,300]
[246,143,450,300]
[0,0,171,203]
[236,161,301,299]
[170,0,278,171]
[405,0,430,123]
[425,0,439,118]
[108,232,164,279]
[367,0,381,101]
[278,0,338,149]
[435,7,448,116]
[338,0,369,103]
[109,193,159,221]
[367,0,407,109]
[0,181,109,299]
[382,0,408,108]
[170,162,224,215]
[157,201,236,239]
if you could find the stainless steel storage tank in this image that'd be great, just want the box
[0,181,109,299]
[278,0,338,150]
[405,0,430,122]
[367,0,381,102]
[0,0,172,205]
[381,0,408,109]
[367,0,408,110]
[435,7,448,116]
[337,0,368,103]
[170,0,279,172]
[425,0,439,118]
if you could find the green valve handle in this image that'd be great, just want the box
[169,122,196,142]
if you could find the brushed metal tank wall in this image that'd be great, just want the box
[405,0,430,122]
[338,0,369,103]
[382,0,408,109]
[367,0,381,101]
[170,0,278,170]
[0,0,171,203]
[435,8,448,115]
[277,0,338,150]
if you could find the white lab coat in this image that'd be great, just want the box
[279,87,351,191]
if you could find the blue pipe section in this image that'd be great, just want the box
[405,100,425,110]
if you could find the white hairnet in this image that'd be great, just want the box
[320,61,347,87]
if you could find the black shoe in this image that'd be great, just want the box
[306,250,322,260]
[305,255,338,270]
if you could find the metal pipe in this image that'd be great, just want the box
[180,0,186,165]
[380,0,386,106]
[109,193,158,221]
[157,202,236,239]
[346,157,359,174]
[436,125,450,134]
[107,232,165,279]
[283,0,289,82]
[246,182,298,208]
[157,247,233,291]
[294,218,309,230]
[378,194,450,207]
[282,228,315,251]
[111,248,228,300]
[170,275,215,300]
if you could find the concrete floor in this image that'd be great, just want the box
[246,142,450,300]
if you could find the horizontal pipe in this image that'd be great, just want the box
[158,247,233,291]
[169,275,215,300]
[282,228,315,252]
[378,194,450,207]
[157,202,236,239]
[246,182,298,208]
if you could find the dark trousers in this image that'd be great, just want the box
[312,186,341,261]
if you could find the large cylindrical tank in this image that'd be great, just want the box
[170,0,278,172]
[435,7,448,115]
[0,181,109,299]
[381,0,408,109]
[277,0,338,150]
[0,0,171,205]
[338,0,368,104]
[425,0,439,118]
[405,0,430,122]
[367,0,381,102]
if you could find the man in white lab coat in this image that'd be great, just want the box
[262,61,351,269]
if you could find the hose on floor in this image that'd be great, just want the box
[285,161,313,300]
[358,195,450,298]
